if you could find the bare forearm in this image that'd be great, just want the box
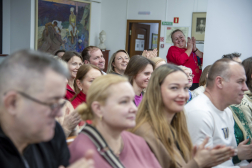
[195,50,203,58]
[185,48,193,57]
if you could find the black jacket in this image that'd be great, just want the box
[0,121,70,168]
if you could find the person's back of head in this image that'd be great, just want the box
[199,65,211,86]
[222,52,242,63]
[242,57,252,92]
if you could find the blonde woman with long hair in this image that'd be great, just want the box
[130,64,234,168]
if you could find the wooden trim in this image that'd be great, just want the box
[0,54,8,57]
[125,20,161,56]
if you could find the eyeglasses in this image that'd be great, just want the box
[10,91,66,115]
[188,74,195,78]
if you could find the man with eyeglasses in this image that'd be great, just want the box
[0,50,94,168]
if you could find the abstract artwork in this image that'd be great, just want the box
[36,0,91,54]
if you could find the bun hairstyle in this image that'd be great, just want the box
[76,74,128,122]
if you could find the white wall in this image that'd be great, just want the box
[2,0,10,54]
[203,0,252,68]
[2,0,101,55]
[101,0,208,61]
[100,0,127,60]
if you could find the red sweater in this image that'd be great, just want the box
[166,46,202,83]
[64,84,75,100]
[71,92,91,126]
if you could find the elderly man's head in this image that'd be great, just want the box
[0,50,69,143]
[207,58,247,105]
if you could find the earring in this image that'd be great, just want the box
[79,88,82,91]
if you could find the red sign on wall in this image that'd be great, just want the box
[174,17,179,23]
[160,37,164,42]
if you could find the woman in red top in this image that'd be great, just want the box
[166,29,203,90]
[61,51,83,100]
[71,64,102,125]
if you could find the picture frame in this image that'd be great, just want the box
[191,12,206,41]
[35,0,91,54]
[151,33,158,49]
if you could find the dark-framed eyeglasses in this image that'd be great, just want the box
[5,91,66,115]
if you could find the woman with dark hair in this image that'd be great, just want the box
[62,51,83,100]
[130,64,234,168]
[124,55,155,106]
[71,64,102,126]
[106,50,130,75]
[166,29,203,90]
[71,64,102,109]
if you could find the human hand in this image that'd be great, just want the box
[62,109,82,132]
[187,37,193,50]
[192,37,197,51]
[193,137,234,168]
[58,150,94,168]
[237,138,252,160]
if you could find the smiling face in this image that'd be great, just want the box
[88,49,105,71]
[67,56,83,79]
[222,63,248,105]
[172,31,186,49]
[78,68,102,95]
[133,64,153,89]
[161,71,189,118]
[99,82,137,131]
[184,69,193,88]
[113,52,129,74]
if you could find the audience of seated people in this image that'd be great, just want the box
[2,27,252,168]
[130,63,234,168]
[106,49,130,75]
[69,74,162,168]
[185,58,252,167]
[124,55,155,106]
[0,50,93,168]
[61,51,83,100]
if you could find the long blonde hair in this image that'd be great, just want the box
[130,64,193,166]
[76,74,128,123]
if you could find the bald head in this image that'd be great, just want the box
[207,58,242,88]
[0,50,69,105]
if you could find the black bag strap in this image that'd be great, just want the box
[81,124,125,168]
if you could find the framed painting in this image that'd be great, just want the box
[191,12,206,41]
[35,0,91,54]
[151,33,158,49]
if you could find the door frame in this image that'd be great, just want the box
[125,20,161,56]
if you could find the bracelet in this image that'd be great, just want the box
[194,48,198,53]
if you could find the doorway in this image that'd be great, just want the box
[125,20,161,57]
